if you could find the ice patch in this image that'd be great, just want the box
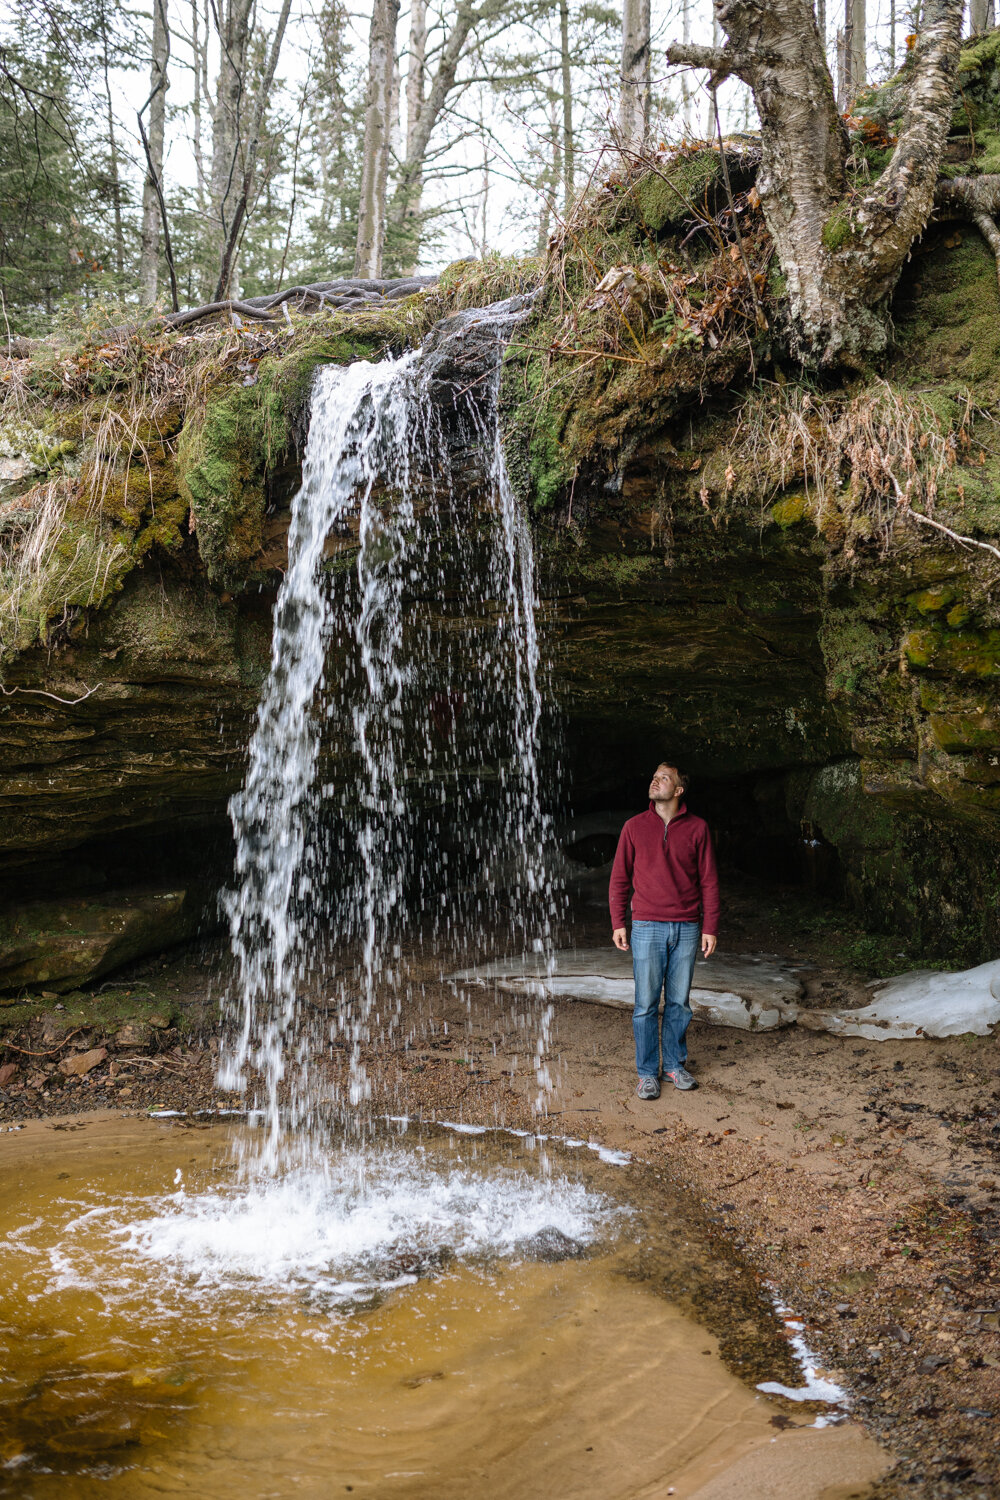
[451,949,801,1030]
[384,1116,632,1166]
[803,957,1000,1040]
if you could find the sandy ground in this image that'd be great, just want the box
[1,887,998,1499]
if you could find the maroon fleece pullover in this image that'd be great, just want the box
[609,802,720,933]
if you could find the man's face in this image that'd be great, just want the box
[649,765,683,801]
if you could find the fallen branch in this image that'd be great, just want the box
[906,509,1000,561]
[2,1028,84,1057]
[0,682,102,705]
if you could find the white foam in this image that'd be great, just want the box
[757,1303,850,1408]
[120,1146,614,1295]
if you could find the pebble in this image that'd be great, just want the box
[60,1048,107,1078]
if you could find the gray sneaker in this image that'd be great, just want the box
[665,1066,697,1091]
[636,1076,660,1100]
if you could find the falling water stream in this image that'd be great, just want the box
[220,307,558,1162]
[0,311,888,1499]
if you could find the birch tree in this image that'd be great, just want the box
[619,0,651,146]
[209,0,253,286]
[138,0,170,304]
[354,0,400,277]
[666,0,966,364]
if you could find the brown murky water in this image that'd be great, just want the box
[0,1116,887,1499]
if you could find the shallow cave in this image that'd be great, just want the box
[3,348,1000,990]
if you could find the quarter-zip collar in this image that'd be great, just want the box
[648,799,689,836]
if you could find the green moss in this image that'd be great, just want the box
[905,624,1000,676]
[177,310,431,587]
[907,584,955,615]
[633,154,722,233]
[771,493,807,528]
[821,206,854,254]
[891,226,1000,395]
[958,27,1000,74]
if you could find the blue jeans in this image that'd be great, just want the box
[631,920,700,1077]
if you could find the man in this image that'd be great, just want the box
[609,763,719,1100]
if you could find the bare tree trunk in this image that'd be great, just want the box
[400,0,427,267]
[139,0,170,304]
[191,0,210,202]
[816,0,826,51]
[559,0,575,211]
[386,0,484,255]
[970,0,995,30]
[96,0,125,276]
[210,0,253,293]
[681,0,693,135]
[667,0,964,364]
[213,0,294,299]
[355,0,400,277]
[845,0,866,98]
[619,0,651,147]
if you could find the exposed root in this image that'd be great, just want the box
[106,276,441,339]
[934,173,1000,287]
[906,508,1000,560]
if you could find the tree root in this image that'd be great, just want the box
[934,174,1000,287]
[87,276,440,344]
[160,275,438,331]
[906,508,1000,562]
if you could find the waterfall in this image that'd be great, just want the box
[219,310,559,1166]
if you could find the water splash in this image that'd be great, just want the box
[220,310,561,1167]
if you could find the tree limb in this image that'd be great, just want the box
[664,41,758,82]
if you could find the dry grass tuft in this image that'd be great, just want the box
[720,380,991,557]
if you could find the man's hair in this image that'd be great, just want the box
[657,761,689,791]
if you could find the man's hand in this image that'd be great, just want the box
[612,927,629,951]
[701,932,717,958]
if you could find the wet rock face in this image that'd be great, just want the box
[418,296,534,410]
[0,569,269,901]
[0,888,203,994]
[2,292,999,974]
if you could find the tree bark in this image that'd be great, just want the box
[397,0,427,270]
[845,0,866,99]
[96,0,125,277]
[191,0,210,202]
[559,0,575,211]
[139,0,170,305]
[212,0,294,300]
[969,0,996,32]
[209,0,253,294]
[667,0,964,365]
[619,0,651,147]
[386,0,493,254]
[355,0,400,277]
